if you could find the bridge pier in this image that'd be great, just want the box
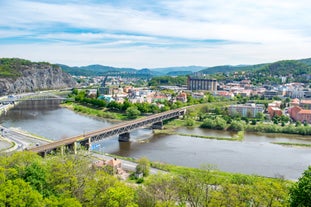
[66,142,78,154]
[79,137,91,151]
[152,121,163,129]
[119,132,130,142]
[38,151,47,157]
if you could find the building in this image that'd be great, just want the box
[288,106,311,124]
[267,106,283,118]
[300,100,311,110]
[176,92,187,102]
[187,76,217,91]
[228,103,264,118]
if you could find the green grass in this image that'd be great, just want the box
[272,142,311,148]
[62,102,128,120]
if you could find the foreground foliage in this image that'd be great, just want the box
[289,166,311,207]
[1,151,308,206]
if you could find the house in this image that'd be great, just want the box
[214,91,234,99]
[106,158,122,174]
[267,106,282,118]
[290,98,300,107]
[176,92,187,102]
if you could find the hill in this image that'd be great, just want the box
[59,64,206,77]
[0,58,77,95]
[248,60,311,84]
[150,66,206,75]
[199,64,268,74]
[58,64,160,78]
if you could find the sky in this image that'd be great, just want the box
[1,0,311,68]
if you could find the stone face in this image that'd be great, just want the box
[0,64,77,95]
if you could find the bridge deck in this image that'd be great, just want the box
[30,107,187,153]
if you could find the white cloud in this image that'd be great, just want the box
[1,0,311,67]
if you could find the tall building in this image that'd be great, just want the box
[187,76,217,91]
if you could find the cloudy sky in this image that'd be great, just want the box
[1,0,311,68]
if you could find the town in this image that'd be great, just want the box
[76,73,311,126]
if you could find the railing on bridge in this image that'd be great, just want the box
[29,107,187,155]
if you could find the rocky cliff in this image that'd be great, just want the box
[0,58,77,95]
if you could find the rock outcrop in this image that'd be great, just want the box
[0,59,77,95]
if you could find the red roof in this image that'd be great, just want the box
[298,110,311,115]
[301,100,311,104]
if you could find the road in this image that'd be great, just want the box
[91,152,165,175]
[0,126,51,152]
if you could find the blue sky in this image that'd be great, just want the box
[1,0,311,68]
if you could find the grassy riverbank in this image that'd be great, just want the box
[62,102,127,120]
[154,129,244,141]
[272,142,311,148]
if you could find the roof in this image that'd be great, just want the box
[106,158,121,167]
[301,100,311,104]
[298,110,311,115]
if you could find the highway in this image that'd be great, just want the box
[0,126,51,152]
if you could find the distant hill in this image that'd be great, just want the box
[248,60,311,84]
[58,57,311,82]
[297,57,311,66]
[199,63,268,74]
[150,66,206,75]
[59,64,204,77]
[58,64,160,78]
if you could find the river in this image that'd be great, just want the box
[1,100,310,180]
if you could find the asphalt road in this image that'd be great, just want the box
[0,126,50,152]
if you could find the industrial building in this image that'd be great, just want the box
[187,76,217,91]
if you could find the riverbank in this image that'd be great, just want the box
[61,102,127,120]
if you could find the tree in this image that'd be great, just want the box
[256,112,265,120]
[290,166,311,207]
[143,174,179,205]
[228,120,245,131]
[136,157,150,177]
[126,106,141,119]
[0,179,43,207]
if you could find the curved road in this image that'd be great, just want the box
[0,126,50,152]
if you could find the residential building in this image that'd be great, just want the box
[288,106,311,124]
[228,103,264,118]
[267,106,282,118]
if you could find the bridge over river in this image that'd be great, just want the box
[0,91,73,105]
[30,107,187,156]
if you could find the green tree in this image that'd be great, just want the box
[142,174,179,205]
[136,157,150,177]
[290,166,311,207]
[23,162,50,197]
[98,183,138,207]
[228,120,245,131]
[0,179,43,207]
[126,106,141,119]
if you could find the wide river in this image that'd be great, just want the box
[1,100,310,180]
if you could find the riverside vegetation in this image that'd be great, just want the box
[1,151,310,206]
